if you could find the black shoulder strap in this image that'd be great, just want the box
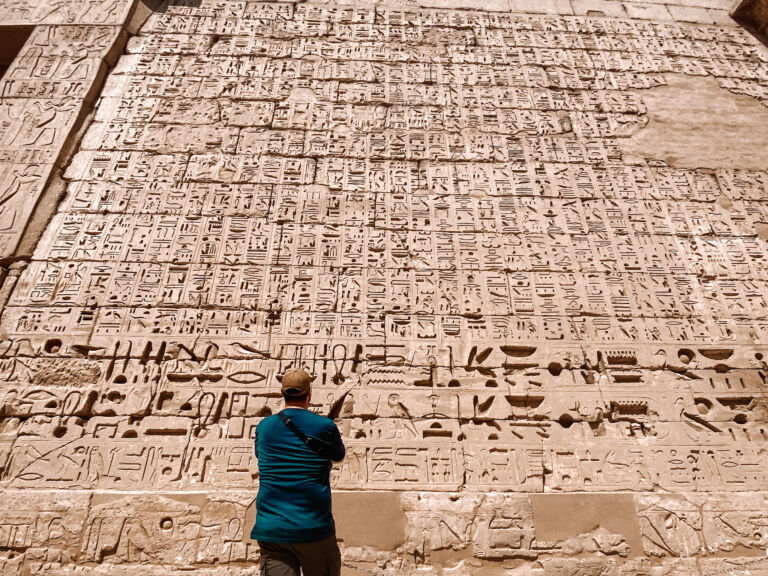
[278,411,324,456]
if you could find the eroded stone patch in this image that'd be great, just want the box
[530,494,643,558]
[334,491,406,550]
[621,74,768,170]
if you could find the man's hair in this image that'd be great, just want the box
[282,391,308,402]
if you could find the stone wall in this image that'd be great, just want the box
[0,1,768,575]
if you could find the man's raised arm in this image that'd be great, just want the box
[325,422,345,463]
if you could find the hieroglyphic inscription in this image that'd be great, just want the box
[0,22,129,258]
[1,0,768,574]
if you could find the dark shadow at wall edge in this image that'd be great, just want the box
[128,0,167,33]
[153,0,205,14]
[0,27,34,81]
[732,0,768,47]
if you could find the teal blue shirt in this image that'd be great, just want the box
[251,408,345,543]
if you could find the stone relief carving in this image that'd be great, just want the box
[0,0,133,26]
[0,0,767,575]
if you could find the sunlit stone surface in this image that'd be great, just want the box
[0,1,768,575]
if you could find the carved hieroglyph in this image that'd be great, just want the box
[0,4,134,259]
[1,1,768,575]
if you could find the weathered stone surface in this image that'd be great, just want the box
[621,74,768,169]
[0,0,767,575]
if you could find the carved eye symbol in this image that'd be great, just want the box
[227,371,267,384]
[18,472,43,481]
[23,391,56,400]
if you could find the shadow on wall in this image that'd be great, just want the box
[731,0,768,47]
[127,1,200,33]
[155,0,204,12]
[0,26,33,80]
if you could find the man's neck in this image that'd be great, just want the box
[284,402,309,410]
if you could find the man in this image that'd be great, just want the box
[252,368,346,576]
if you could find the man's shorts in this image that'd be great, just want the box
[258,536,341,576]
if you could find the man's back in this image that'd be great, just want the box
[252,408,345,543]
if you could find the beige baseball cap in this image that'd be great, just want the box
[281,368,312,397]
